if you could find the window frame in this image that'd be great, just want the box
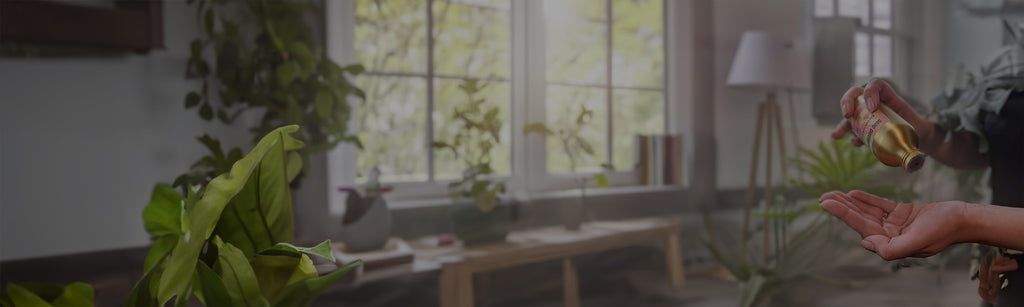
[815,0,910,86]
[328,0,676,204]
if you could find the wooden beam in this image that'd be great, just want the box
[0,0,163,52]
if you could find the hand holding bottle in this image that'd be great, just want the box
[831,79,927,172]
[832,78,933,147]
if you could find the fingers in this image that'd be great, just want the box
[862,78,918,118]
[979,277,999,305]
[862,78,898,111]
[848,190,899,212]
[861,235,902,261]
[979,258,1001,304]
[850,137,864,147]
[840,87,865,118]
[993,258,1020,273]
[820,198,885,238]
[822,190,886,220]
[867,232,938,261]
[832,119,851,140]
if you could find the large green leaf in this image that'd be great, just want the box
[124,269,159,307]
[215,126,297,258]
[157,125,303,305]
[739,274,766,307]
[270,260,362,307]
[250,254,318,303]
[258,240,335,262]
[214,237,270,307]
[196,261,235,307]
[5,283,50,307]
[142,184,184,236]
[50,282,94,307]
[143,235,177,274]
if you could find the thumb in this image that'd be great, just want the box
[862,235,902,261]
[993,258,1020,273]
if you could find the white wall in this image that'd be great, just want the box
[712,0,835,190]
[941,1,1004,85]
[0,1,249,261]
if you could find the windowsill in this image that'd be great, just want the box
[386,184,685,211]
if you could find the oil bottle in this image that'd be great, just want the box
[850,95,926,172]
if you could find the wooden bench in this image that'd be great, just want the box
[436,218,684,307]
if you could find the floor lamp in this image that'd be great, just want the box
[726,31,810,266]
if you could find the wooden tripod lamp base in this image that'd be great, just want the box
[740,91,788,265]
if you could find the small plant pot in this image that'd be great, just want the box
[562,196,585,231]
[339,196,391,252]
[449,198,513,246]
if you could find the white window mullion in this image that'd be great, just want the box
[605,0,614,167]
[508,0,529,196]
[425,0,436,181]
[325,0,359,215]
[524,0,551,193]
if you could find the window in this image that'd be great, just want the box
[348,0,668,198]
[815,0,894,78]
[542,0,665,173]
[353,0,511,183]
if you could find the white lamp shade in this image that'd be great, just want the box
[726,30,811,91]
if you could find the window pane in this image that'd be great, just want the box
[356,76,428,182]
[354,0,428,73]
[872,0,891,29]
[546,85,608,173]
[544,0,608,85]
[815,0,835,17]
[432,1,510,78]
[612,0,663,88]
[433,79,511,180]
[612,89,664,170]
[855,32,870,76]
[873,34,892,77]
[838,0,868,26]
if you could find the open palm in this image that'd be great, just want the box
[819,190,967,260]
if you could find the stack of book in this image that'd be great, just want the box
[635,134,684,186]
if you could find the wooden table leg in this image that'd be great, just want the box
[665,233,686,288]
[456,267,474,307]
[563,258,580,307]
[440,265,457,307]
[440,264,475,307]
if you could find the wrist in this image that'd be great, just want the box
[916,121,940,153]
[959,202,988,245]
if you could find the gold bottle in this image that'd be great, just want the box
[850,95,926,172]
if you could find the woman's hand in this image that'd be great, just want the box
[819,190,969,260]
[979,254,1019,304]
[831,79,933,147]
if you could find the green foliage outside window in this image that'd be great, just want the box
[525,104,610,188]
[432,79,505,213]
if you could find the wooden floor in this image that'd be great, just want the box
[316,242,984,307]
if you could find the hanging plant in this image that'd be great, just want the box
[175,0,365,188]
[931,20,1024,153]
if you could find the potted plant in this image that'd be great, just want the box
[704,137,917,307]
[126,126,360,307]
[173,0,364,188]
[1,282,94,307]
[432,79,512,245]
[523,104,609,230]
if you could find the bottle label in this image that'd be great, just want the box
[852,101,889,145]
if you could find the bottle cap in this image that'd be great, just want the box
[902,149,926,173]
